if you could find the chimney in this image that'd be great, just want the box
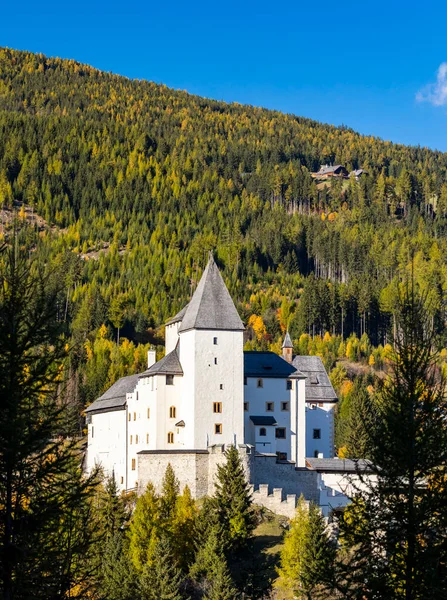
[282,331,293,364]
[147,349,156,369]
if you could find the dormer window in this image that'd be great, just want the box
[310,375,319,385]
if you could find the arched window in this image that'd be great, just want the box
[260,427,267,437]
[167,432,174,444]
[169,406,176,419]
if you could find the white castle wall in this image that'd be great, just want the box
[87,408,127,489]
[179,329,244,449]
[306,403,335,458]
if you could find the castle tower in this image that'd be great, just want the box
[178,255,245,449]
[282,331,293,363]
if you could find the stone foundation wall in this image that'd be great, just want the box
[253,454,319,504]
[137,446,320,519]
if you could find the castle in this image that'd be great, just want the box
[86,255,360,518]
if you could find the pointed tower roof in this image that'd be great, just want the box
[282,331,293,349]
[178,255,244,333]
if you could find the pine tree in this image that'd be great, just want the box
[338,285,447,599]
[139,536,184,600]
[99,473,129,539]
[336,376,376,459]
[214,445,255,552]
[100,532,138,600]
[0,238,99,599]
[161,463,180,521]
[190,525,236,600]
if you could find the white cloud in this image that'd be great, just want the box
[416,63,447,106]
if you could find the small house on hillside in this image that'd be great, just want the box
[312,164,349,179]
[349,168,367,180]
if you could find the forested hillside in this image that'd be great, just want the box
[2,47,447,415]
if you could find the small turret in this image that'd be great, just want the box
[282,331,293,363]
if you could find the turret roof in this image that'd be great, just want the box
[282,331,293,348]
[178,255,244,333]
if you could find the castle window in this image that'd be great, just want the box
[259,427,267,437]
[91,426,94,438]
[131,459,136,470]
[133,412,136,421]
[146,433,149,444]
[166,375,174,385]
[257,378,263,388]
[286,380,293,390]
[213,337,218,345]
[275,428,286,439]
[213,402,222,414]
[220,384,223,390]
[244,402,249,411]
[121,476,124,484]
[314,450,319,458]
[215,423,222,434]
[130,435,133,444]
[167,432,174,444]
[281,402,289,411]
[169,406,176,419]
[266,402,274,412]
[214,357,218,365]
[147,408,150,418]
[128,413,131,422]
[313,429,321,439]
[136,435,138,444]
[136,391,139,401]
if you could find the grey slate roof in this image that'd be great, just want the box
[85,373,140,414]
[306,458,372,473]
[178,256,244,333]
[282,331,293,348]
[165,304,189,326]
[244,351,305,379]
[139,346,183,377]
[292,356,338,402]
[317,164,346,175]
[250,416,278,426]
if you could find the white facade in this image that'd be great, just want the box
[85,256,338,495]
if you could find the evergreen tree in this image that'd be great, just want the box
[277,497,335,599]
[337,285,447,599]
[170,485,197,571]
[214,445,255,552]
[336,376,376,458]
[139,536,184,600]
[98,473,129,539]
[161,463,180,521]
[190,525,236,600]
[0,239,99,599]
[100,532,138,600]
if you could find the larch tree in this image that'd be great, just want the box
[277,497,335,599]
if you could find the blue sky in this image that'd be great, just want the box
[2,0,447,151]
